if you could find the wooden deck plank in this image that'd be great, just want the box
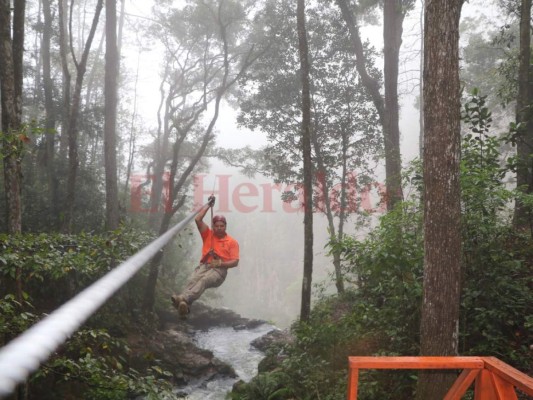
[443,369,480,400]
[491,372,518,400]
[346,368,359,400]
[348,356,484,370]
[474,370,498,400]
[346,356,533,400]
[482,357,533,397]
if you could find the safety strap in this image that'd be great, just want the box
[210,202,214,254]
[200,200,217,264]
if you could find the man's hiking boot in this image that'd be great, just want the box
[171,294,189,318]
[178,301,189,317]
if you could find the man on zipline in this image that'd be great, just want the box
[171,195,240,317]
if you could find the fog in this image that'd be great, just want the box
[121,0,499,327]
[180,155,387,327]
[195,163,355,328]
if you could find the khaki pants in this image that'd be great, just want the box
[181,263,227,305]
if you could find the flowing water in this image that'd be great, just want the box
[178,323,275,399]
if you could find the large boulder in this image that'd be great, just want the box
[251,328,294,352]
[251,328,294,374]
[157,301,265,331]
[185,302,265,331]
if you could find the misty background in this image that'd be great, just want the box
[117,0,500,327]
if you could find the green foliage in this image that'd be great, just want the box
[495,48,519,106]
[0,228,153,310]
[0,294,37,340]
[461,91,513,228]
[231,371,295,400]
[34,328,177,400]
[19,159,107,233]
[327,201,424,356]
[0,121,109,233]
[232,202,424,400]
[461,231,532,369]
[459,91,532,369]
[238,0,382,204]
[0,122,39,160]
[460,18,515,110]
[233,92,532,399]
[0,228,182,399]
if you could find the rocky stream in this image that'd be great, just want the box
[127,302,290,399]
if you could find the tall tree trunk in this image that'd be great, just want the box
[42,0,60,230]
[417,1,463,399]
[123,51,141,199]
[0,0,25,301]
[148,90,172,231]
[85,30,105,106]
[297,0,314,322]
[58,0,71,156]
[312,127,346,294]
[104,0,120,231]
[62,0,104,233]
[42,0,55,168]
[141,102,214,312]
[1,0,24,230]
[117,0,125,56]
[419,0,425,159]
[31,0,43,122]
[383,0,404,209]
[514,0,533,233]
[336,0,404,211]
[12,0,25,110]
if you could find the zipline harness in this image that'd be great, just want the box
[0,203,208,398]
[200,187,219,265]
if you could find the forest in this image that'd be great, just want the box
[0,0,532,399]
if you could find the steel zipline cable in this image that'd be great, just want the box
[0,205,204,398]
